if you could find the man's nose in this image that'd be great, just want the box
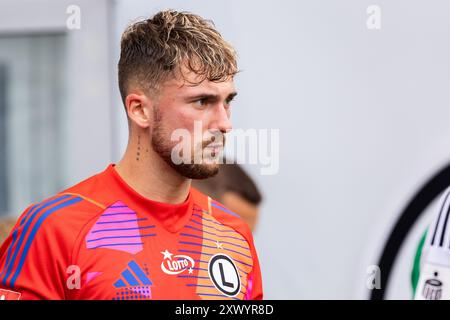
[212,103,232,134]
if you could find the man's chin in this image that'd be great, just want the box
[171,163,220,179]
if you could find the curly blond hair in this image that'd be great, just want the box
[118,10,238,103]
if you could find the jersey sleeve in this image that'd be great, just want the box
[244,230,263,300]
[414,187,450,300]
[0,202,72,300]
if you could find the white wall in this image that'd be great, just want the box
[0,0,115,213]
[112,0,450,299]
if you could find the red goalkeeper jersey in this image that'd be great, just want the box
[0,164,263,300]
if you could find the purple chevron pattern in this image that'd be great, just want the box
[85,201,151,254]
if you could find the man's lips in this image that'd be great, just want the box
[204,144,223,153]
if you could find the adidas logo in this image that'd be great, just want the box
[113,260,152,288]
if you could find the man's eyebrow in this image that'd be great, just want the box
[227,92,238,100]
[184,92,238,101]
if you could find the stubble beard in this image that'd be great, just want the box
[151,114,221,180]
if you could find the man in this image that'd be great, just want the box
[413,187,450,300]
[192,162,262,231]
[0,10,263,300]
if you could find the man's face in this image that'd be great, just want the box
[150,67,236,179]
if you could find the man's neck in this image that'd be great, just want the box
[114,140,191,205]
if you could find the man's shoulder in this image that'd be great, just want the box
[211,199,254,238]
[191,187,254,241]
[16,194,100,236]
[17,169,113,234]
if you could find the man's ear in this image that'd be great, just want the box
[125,92,153,129]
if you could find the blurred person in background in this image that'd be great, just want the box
[0,9,263,300]
[192,161,262,232]
[0,218,16,246]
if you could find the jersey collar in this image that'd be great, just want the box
[104,163,194,233]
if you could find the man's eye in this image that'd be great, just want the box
[225,98,234,108]
[194,98,208,107]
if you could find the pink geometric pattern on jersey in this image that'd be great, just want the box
[130,286,152,298]
[85,201,144,254]
[245,272,253,300]
[86,272,102,285]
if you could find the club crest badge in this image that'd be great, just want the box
[208,253,241,297]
